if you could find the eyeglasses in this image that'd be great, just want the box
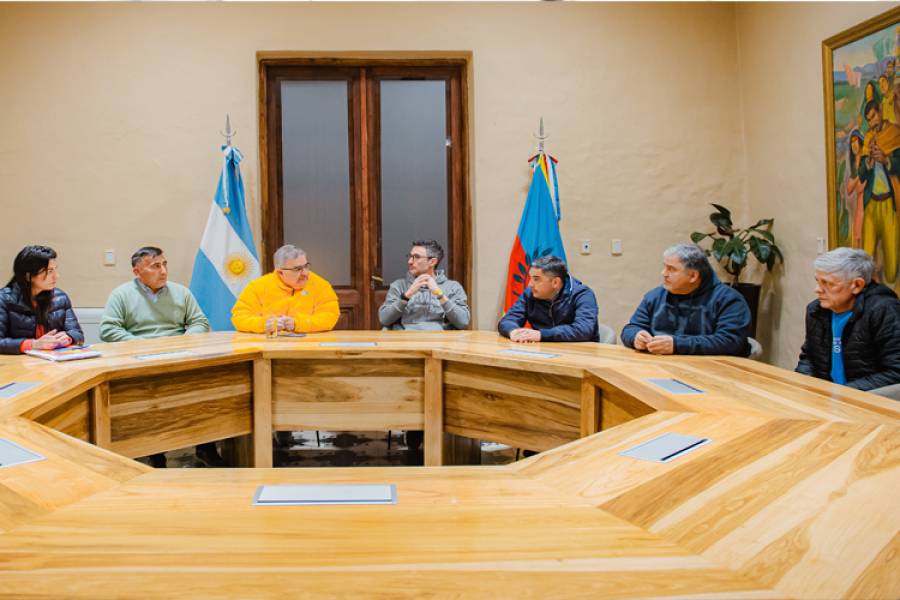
[281,262,312,273]
[406,253,431,261]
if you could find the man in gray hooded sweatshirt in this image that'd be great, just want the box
[379,239,469,463]
[378,239,470,331]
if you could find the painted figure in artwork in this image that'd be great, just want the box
[860,81,881,132]
[880,74,897,123]
[858,100,900,286]
[847,129,866,248]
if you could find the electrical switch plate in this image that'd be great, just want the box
[611,239,623,256]
[816,238,825,255]
[103,249,115,266]
[580,240,591,255]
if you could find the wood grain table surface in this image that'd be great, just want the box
[0,331,897,599]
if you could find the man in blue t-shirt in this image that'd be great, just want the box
[797,247,900,391]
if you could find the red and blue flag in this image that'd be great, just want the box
[503,152,566,312]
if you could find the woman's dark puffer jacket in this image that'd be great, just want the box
[796,282,900,391]
[0,285,84,354]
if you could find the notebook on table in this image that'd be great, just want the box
[25,345,101,362]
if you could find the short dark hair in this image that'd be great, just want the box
[411,240,444,267]
[131,246,163,267]
[530,255,568,281]
[865,99,881,118]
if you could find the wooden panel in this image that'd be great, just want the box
[252,358,273,468]
[423,357,443,466]
[30,391,91,442]
[272,358,424,430]
[91,383,110,448]
[335,288,360,331]
[443,361,581,452]
[108,363,252,458]
[580,380,601,437]
[598,380,657,430]
[442,432,481,466]
[221,435,253,469]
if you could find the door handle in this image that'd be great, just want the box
[370,275,384,285]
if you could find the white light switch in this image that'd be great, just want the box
[580,240,591,255]
[816,238,825,255]
[103,249,115,266]
[611,239,623,256]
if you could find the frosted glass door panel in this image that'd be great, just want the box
[380,81,448,283]
[281,81,351,285]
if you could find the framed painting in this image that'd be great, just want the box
[823,5,900,287]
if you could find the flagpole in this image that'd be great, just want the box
[221,114,236,147]
[219,115,235,214]
[528,117,558,165]
[533,116,546,154]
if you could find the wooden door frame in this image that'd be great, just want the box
[257,54,472,328]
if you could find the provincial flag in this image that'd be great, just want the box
[502,152,566,313]
[190,145,261,330]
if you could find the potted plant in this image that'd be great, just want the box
[690,204,784,337]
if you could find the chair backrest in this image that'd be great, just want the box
[598,322,617,345]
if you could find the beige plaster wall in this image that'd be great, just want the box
[0,2,746,334]
[735,1,899,368]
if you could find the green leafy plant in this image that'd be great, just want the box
[690,204,784,284]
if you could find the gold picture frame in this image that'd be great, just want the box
[823,6,900,285]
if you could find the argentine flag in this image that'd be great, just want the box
[190,145,261,330]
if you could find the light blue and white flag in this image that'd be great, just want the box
[190,145,261,330]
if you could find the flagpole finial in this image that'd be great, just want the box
[221,114,236,148]
[533,116,547,153]
[220,115,235,215]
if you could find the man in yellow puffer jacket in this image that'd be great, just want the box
[231,244,340,334]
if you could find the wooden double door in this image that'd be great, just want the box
[260,59,470,329]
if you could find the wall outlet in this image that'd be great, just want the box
[580,240,591,255]
[103,249,115,266]
[611,239,623,256]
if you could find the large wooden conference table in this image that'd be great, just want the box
[0,330,897,598]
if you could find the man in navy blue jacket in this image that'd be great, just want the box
[498,255,599,343]
[621,243,751,356]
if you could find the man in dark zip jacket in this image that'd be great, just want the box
[621,243,751,356]
[796,247,900,392]
[498,255,599,343]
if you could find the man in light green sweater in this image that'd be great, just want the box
[100,246,215,468]
[100,249,209,341]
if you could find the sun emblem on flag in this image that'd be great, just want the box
[224,252,254,283]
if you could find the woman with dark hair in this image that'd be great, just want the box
[0,245,83,354]
[847,129,867,248]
